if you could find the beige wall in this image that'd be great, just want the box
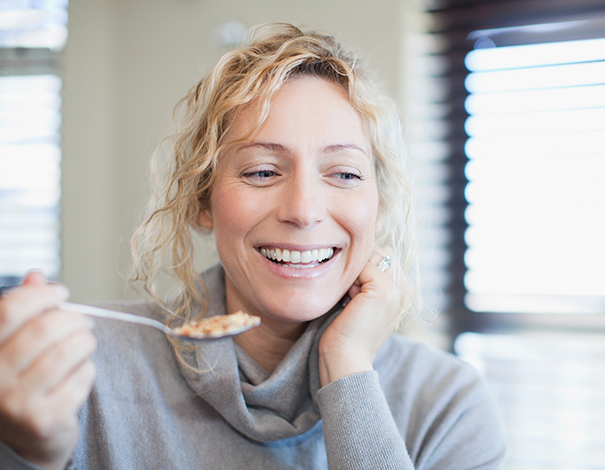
[61,0,413,302]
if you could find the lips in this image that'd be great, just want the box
[260,247,335,265]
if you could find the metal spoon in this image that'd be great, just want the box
[59,302,259,341]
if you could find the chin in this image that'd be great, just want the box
[261,294,344,324]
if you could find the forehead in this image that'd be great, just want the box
[225,76,371,153]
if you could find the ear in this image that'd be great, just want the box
[198,208,214,229]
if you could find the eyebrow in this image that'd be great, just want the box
[323,143,368,156]
[238,142,290,153]
[238,142,367,156]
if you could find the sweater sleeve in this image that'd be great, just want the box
[315,367,506,470]
[315,370,415,470]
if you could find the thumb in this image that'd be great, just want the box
[22,270,48,286]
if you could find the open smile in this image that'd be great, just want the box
[259,246,336,267]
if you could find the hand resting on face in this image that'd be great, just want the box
[318,248,399,387]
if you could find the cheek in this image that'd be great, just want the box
[211,192,253,271]
[339,190,379,250]
[210,187,251,235]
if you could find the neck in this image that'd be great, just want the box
[234,317,307,374]
[224,274,309,374]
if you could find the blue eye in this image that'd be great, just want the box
[336,172,360,180]
[329,171,363,188]
[245,170,276,179]
[242,169,280,186]
[333,172,362,181]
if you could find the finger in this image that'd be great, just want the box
[19,328,97,394]
[22,271,47,286]
[46,360,96,421]
[368,251,385,266]
[347,263,384,300]
[348,284,361,299]
[346,248,391,300]
[369,247,394,276]
[4,361,95,454]
[355,259,395,296]
[0,271,45,298]
[0,283,70,344]
[0,310,93,379]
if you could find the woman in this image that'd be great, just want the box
[0,24,506,469]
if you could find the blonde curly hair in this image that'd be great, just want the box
[131,22,417,333]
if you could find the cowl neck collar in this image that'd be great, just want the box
[177,264,341,442]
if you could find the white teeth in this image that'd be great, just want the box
[260,247,334,264]
[318,248,333,262]
[300,251,311,263]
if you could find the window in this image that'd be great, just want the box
[411,0,605,330]
[0,1,68,289]
[410,1,605,467]
[464,25,605,315]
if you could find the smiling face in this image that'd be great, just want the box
[199,76,380,325]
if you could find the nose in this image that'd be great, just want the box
[277,174,325,228]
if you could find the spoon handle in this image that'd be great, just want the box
[59,302,173,335]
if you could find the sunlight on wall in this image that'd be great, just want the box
[455,332,605,469]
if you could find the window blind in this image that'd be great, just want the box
[0,1,67,289]
[412,0,605,331]
[410,1,605,467]
[464,29,605,315]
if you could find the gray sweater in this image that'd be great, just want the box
[0,265,506,469]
